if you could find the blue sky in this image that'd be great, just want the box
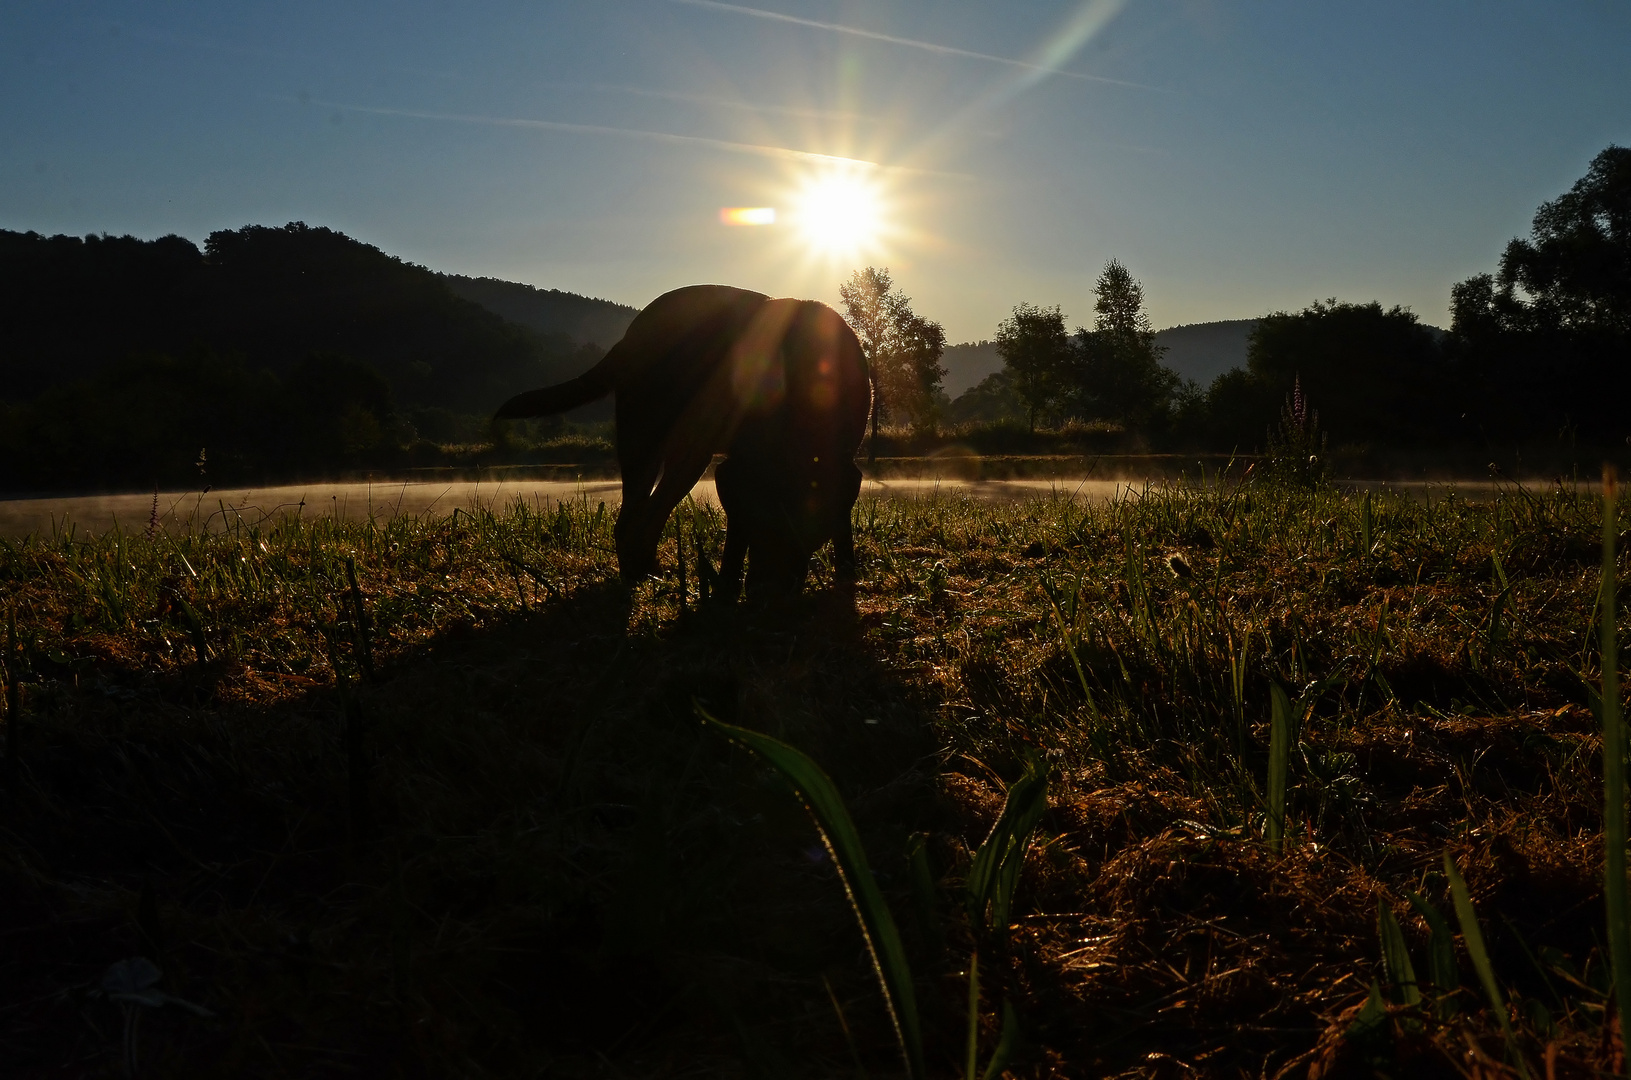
[3,1,1627,341]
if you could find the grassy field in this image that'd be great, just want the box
[0,476,1625,1077]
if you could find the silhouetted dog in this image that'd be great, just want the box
[494,285,871,599]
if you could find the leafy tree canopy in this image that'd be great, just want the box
[944,369,1027,426]
[995,302,1070,433]
[1246,299,1443,443]
[1074,260,1177,429]
[1092,258,1154,340]
[1447,146,1631,442]
[1453,145,1631,337]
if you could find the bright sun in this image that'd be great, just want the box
[790,170,886,260]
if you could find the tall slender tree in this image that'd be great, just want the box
[1074,260,1177,430]
[1092,259,1154,339]
[839,267,947,453]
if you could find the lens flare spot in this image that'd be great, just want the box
[720,206,777,225]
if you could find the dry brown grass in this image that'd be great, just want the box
[0,479,1624,1077]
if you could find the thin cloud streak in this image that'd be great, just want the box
[671,0,1152,90]
[588,83,877,122]
[301,99,952,175]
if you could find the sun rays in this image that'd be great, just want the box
[788,168,888,260]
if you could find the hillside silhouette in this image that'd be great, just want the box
[442,274,638,349]
[1154,320,1256,384]
[940,340,1003,397]
[0,224,633,491]
[0,224,599,415]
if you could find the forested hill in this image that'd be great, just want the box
[0,224,596,414]
[442,275,637,349]
[1154,320,1256,385]
[941,340,1002,397]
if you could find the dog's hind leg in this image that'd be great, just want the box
[617,445,716,584]
[831,461,864,582]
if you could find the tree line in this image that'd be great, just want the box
[845,144,1631,462]
[0,223,614,491]
[0,145,1624,492]
[0,222,601,414]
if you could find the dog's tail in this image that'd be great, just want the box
[493,355,617,419]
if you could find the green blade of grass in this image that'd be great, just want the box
[345,556,376,681]
[1360,490,1373,557]
[965,948,979,1080]
[979,1000,1019,1080]
[1349,979,1387,1038]
[821,975,869,1080]
[1444,852,1531,1079]
[966,753,1050,936]
[1600,468,1631,1051]
[1229,626,1250,755]
[1406,888,1461,1018]
[904,832,941,960]
[176,598,208,665]
[961,757,1046,1079]
[701,708,924,1080]
[1378,900,1422,1007]
[1267,682,1292,853]
[1040,574,1099,719]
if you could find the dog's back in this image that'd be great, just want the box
[494,284,869,589]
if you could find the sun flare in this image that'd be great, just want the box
[789,170,886,260]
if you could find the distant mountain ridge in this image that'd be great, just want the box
[442,275,638,350]
[941,340,1003,398]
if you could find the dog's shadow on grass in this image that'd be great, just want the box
[2,573,944,1076]
[3,570,945,1076]
[354,575,944,1070]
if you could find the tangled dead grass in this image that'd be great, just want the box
[0,478,1624,1077]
